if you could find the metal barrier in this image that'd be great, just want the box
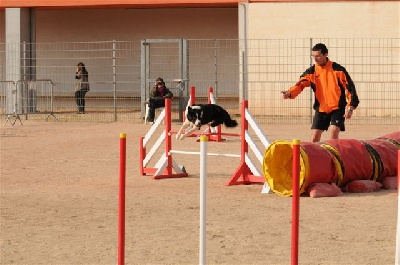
[0,81,23,125]
[1,79,57,125]
[15,79,57,122]
[0,81,15,115]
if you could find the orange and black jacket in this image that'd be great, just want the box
[288,58,360,113]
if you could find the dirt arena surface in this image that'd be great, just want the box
[1,120,399,265]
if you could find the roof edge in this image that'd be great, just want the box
[1,0,397,9]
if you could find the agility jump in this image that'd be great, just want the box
[139,97,270,186]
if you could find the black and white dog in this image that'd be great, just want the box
[176,104,238,140]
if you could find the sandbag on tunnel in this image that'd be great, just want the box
[262,131,399,197]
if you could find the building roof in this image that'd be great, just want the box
[2,0,238,8]
[0,0,394,8]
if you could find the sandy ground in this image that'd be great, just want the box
[1,120,399,265]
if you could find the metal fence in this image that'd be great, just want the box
[1,38,399,124]
[1,79,57,124]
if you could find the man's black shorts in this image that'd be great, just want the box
[311,109,345,131]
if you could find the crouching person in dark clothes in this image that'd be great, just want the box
[146,77,173,123]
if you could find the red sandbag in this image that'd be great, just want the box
[323,139,373,187]
[307,183,343,198]
[382,176,397,190]
[345,180,382,193]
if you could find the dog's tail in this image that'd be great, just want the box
[224,115,238,128]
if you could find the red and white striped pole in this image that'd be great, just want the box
[118,133,127,265]
[291,139,300,265]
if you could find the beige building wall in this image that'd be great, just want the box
[247,1,399,39]
[36,8,238,42]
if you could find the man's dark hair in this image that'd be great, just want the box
[312,43,328,54]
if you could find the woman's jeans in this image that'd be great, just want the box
[75,90,87,112]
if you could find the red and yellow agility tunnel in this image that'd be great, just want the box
[263,131,399,196]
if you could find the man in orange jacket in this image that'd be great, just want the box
[282,43,360,142]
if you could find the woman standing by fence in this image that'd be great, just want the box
[75,62,90,114]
